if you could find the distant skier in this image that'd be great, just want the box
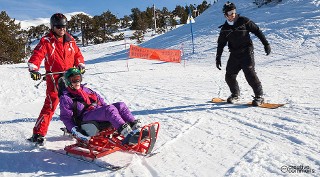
[215,1,271,106]
[27,13,86,145]
[59,68,147,145]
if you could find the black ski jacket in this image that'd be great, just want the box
[216,15,269,57]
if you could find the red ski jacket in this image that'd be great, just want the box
[28,31,84,72]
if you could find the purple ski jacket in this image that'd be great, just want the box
[59,84,107,131]
[59,84,136,132]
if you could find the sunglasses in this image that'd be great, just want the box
[70,75,81,83]
[55,25,66,29]
[227,9,236,16]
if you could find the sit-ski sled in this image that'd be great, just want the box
[62,122,160,160]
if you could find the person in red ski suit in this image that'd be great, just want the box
[27,13,85,145]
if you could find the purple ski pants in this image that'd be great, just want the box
[82,102,135,129]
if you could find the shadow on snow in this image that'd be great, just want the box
[0,140,106,176]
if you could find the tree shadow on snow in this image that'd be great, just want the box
[131,102,248,116]
[85,50,128,65]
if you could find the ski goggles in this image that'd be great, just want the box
[70,75,81,83]
[226,9,236,16]
[55,25,67,29]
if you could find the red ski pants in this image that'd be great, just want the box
[33,74,61,136]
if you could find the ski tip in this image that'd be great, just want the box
[211,98,225,103]
[248,102,285,109]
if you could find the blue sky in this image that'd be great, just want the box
[0,0,209,20]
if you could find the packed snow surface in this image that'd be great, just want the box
[0,0,319,176]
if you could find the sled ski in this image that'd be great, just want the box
[26,140,125,171]
[64,122,160,160]
[211,98,285,109]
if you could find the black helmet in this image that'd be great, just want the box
[222,1,236,14]
[50,13,67,29]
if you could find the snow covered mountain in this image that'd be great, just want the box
[0,0,319,176]
[17,12,90,29]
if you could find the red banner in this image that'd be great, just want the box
[129,45,181,63]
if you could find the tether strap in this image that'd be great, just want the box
[72,99,80,127]
[71,98,91,127]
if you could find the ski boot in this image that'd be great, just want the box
[130,119,142,130]
[130,119,149,140]
[227,94,239,104]
[119,123,148,145]
[252,95,264,106]
[27,134,46,146]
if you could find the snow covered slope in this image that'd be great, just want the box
[0,0,319,176]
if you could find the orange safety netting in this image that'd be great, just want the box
[129,45,181,63]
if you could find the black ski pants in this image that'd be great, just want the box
[225,48,263,97]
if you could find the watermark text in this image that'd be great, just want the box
[281,165,315,174]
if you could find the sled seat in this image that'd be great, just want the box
[60,121,112,137]
[81,121,112,136]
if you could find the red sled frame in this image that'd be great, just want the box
[64,122,160,160]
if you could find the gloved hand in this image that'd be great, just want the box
[30,71,42,80]
[71,126,90,142]
[216,56,222,70]
[264,44,271,56]
[77,63,86,74]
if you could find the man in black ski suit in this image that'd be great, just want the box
[215,1,271,106]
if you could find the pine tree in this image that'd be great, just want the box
[99,11,119,42]
[197,1,211,14]
[120,15,131,29]
[0,11,27,64]
[130,8,148,32]
[130,30,144,43]
[26,24,49,43]
[173,6,188,24]
[69,13,92,46]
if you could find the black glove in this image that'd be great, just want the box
[264,44,271,56]
[216,56,222,70]
[30,71,42,80]
[77,63,85,74]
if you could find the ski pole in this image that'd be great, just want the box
[34,71,66,89]
[41,71,66,76]
[34,78,45,89]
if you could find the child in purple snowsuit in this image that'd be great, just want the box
[59,68,143,144]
